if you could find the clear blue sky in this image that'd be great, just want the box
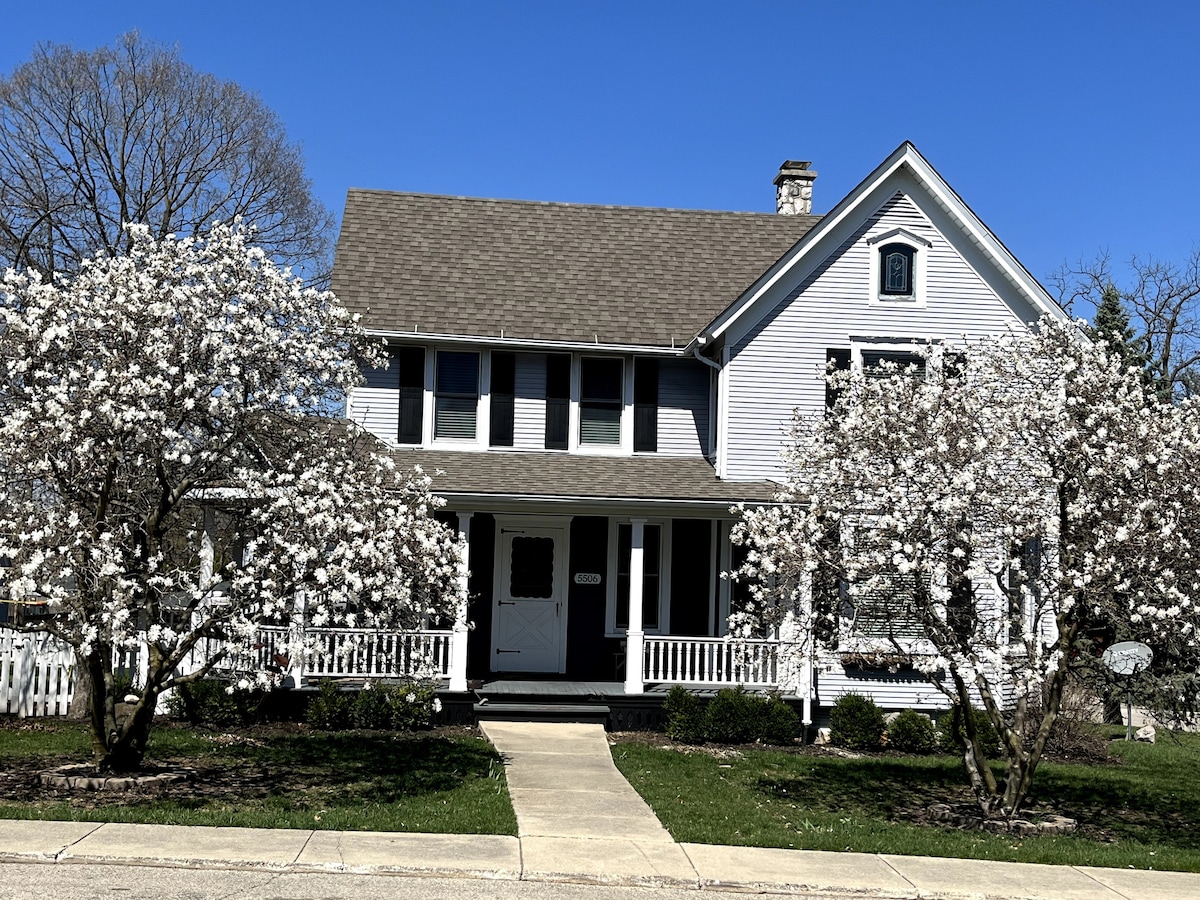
[2,1,1197,314]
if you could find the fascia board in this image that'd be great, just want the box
[704,142,918,345]
[703,142,1069,348]
[901,149,1069,324]
[369,329,687,356]
[434,492,779,518]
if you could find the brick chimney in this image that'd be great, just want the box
[774,160,817,215]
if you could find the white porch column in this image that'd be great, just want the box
[623,518,646,695]
[449,512,473,693]
[793,574,816,727]
[199,507,216,589]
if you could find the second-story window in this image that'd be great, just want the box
[580,357,622,446]
[862,349,926,379]
[434,350,479,440]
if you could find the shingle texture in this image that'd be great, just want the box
[332,190,819,347]
[389,450,776,504]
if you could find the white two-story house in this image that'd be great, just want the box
[331,142,1070,719]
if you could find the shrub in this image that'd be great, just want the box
[703,686,758,744]
[349,680,440,731]
[663,685,706,743]
[829,693,885,750]
[756,693,801,745]
[887,709,937,754]
[167,678,261,728]
[938,705,1002,757]
[386,680,439,731]
[306,680,353,730]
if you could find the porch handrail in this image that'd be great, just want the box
[303,627,454,680]
[643,635,779,688]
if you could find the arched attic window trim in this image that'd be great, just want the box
[866,226,931,306]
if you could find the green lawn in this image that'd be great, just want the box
[0,720,516,834]
[612,733,1200,872]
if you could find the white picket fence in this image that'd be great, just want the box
[642,636,780,688]
[0,632,76,717]
[0,626,454,719]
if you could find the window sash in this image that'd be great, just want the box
[580,357,623,446]
[434,351,479,440]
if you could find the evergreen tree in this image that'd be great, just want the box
[1089,284,1149,374]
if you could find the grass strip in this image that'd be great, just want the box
[0,721,516,835]
[612,732,1200,872]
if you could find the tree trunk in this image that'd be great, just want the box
[66,661,92,720]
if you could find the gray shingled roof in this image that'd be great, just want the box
[389,450,776,504]
[332,191,819,348]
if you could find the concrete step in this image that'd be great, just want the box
[473,701,610,724]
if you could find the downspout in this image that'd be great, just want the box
[689,339,721,372]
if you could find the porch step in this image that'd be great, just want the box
[473,701,610,724]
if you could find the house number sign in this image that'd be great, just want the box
[573,573,602,585]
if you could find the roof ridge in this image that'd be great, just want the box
[344,187,821,221]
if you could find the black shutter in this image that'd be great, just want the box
[633,358,658,452]
[397,346,425,444]
[825,348,851,413]
[490,352,515,447]
[545,354,569,450]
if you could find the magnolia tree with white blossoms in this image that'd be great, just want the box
[0,224,463,771]
[733,318,1200,817]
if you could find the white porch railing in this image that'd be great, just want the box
[0,626,454,719]
[304,628,453,680]
[642,636,780,688]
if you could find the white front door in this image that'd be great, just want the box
[493,525,567,673]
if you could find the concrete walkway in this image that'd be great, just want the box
[0,723,1198,899]
[479,720,696,885]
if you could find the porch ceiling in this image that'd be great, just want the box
[388,449,777,504]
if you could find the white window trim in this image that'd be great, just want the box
[867,227,931,307]
[431,348,487,448]
[850,336,945,376]
[605,517,672,637]
[574,354,631,455]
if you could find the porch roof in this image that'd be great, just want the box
[389,450,778,504]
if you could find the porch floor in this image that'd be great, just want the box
[480,680,629,698]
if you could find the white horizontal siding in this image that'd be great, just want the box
[656,358,709,457]
[725,191,1028,481]
[816,662,952,712]
[513,353,548,450]
[348,388,399,443]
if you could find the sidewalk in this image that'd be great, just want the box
[0,722,1197,899]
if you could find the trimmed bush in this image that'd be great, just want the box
[829,693,885,750]
[938,705,1002,757]
[703,686,759,744]
[167,678,262,728]
[887,709,937,754]
[306,680,353,730]
[757,693,801,745]
[663,685,706,743]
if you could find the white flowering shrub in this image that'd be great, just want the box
[734,318,1200,816]
[0,223,463,770]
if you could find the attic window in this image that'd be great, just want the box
[879,243,914,297]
